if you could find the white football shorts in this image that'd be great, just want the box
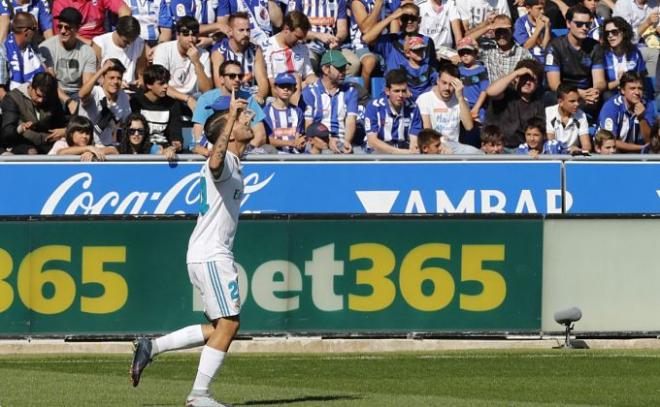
[188,261,241,320]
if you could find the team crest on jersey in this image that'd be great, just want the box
[604,118,614,131]
[176,3,187,17]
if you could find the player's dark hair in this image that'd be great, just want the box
[116,16,141,41]
[143,64,170,86]
[205,111,230,145]
[65,115,94,146]
[385,69,408,88]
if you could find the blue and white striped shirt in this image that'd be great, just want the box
[364,95,419,148]
[125,0,166,42]
[218,0,272,48]
[160,0,220,28]
[4,33,44,89]
[212,37,257,93]
[0,0,52,33]
[294,0,347,54]
[263,102,305,153]
[515,139,569,155]
[603,48,647,83]
[301,79,358,140]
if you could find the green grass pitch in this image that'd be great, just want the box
[2,349,660,406]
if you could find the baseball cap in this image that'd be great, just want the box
[274,72,297,86]
[456,37,478,52]
[406,36,426,50]
[58,7,83,27]
[306,122,330,140]
[320,50,350,68]
[206,95,231,111]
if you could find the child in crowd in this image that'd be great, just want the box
[641,123,660,154]
[48,116,118,161]
[593,129,617,154]
[263,73,306,154]
[305,122,332,154]
[480,125,505,154]
[456,37,488,147]
[513,0,551,63]
[516,118,569,156]
[417,129,445,154]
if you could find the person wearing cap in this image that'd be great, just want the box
[191,60,266,153]
[466,13,533,84]
[457,36,489,146]
[263,11,316,104]
[37,7,97,112]
[362,3,441,89]
[211,12,269,105]
[263,72,305,153]
[5,12,46,91]
[52,0,131,43]
[304,121,332,154]
[364,68,420,154]
[301,49,358,154]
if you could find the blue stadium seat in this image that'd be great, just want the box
[345,76,364,87]
[182,127,195,151]
[552,29,568,37]
[371,77,385,98]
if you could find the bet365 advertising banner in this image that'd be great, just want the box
[0,218,543,335]
[0,161,563,215]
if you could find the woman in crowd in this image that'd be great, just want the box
[48,115,118,161]
[601,17,647,100]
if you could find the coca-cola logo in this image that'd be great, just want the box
[40,170,275,215]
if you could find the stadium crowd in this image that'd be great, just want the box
[0,0,659,158]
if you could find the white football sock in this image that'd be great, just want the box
[151,325,205,357]
[192,346,226,393]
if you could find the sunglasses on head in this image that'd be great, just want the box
[605,28,621,37]
[178,29,199,37]
[128,128,146,136]
[572,20,590,28]
[223,73,242,79]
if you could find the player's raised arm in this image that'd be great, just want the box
[208,92,247,179]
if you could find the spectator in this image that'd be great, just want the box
[153,16,212,99]
[545,4,606,110]
[480,124,505,154]
[0,0,53,43]
[5,12,45,90]
[262,72,305,154]
[38,7,96,111]
[417,128,447,154]
[0,71,66,154]
[348,0,385,91]
[0,46,8,100]
[304,121,332,154]
[216,0,281,48]
[456,37,489,127]
[601,17,647,98]
[593,128,617,153]
[159,0,223,47]
[92,16,147,86]
[262,11,316,104]
[459,0,511,47]
[583,0,604,41]
[516,117,569,156]
[77,59,131,147]
[598,71,656,152]
[416,63,478,153]
[117,113,151,154]
[294,0,355,75]
[485,58,545,150]
[613,0,659,83]
[211,12,269,104]
[362,4,440,94]
[468,14,533,84]
[52,0,131,43]
[364,68,420,154]
[129,64,183,152]
[48,115,118,159]
[546,83,592,152]
[191,60,266,150]
[417,0,463,62]
[513,0,551,63]
[123,0,171,48]
[301,50,358,153]
[641,121,660,153]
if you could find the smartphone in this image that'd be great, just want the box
[236,89,251,100]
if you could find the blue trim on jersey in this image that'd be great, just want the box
[516,139,569,155]
[207,262,229,316]
[363,95,417,146]
[598,94,656,145]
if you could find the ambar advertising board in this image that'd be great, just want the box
[0,218,543,335]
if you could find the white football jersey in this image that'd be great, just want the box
[187,152,244,263]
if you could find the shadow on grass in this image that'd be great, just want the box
[240,395,361,405]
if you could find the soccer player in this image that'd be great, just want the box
[131,92,254,407]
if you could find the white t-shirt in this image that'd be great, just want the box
[416,0,461,50]
[187,153,244,263]
[416,89,461,142]
[613,0,658,43]
[79,86,132,146]
[263,35,314,79]
[545,104,589,148]
[153,41,211,95]
[93,32,145,84]
[457,0,510,30]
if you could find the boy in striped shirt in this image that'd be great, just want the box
[263,72,305,153]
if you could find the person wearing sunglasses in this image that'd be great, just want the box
[51,0,131,44]
[545,4,606,114]
[153,16,213,103]
[458,0,511,47]
[601,17,648,98]
[0,0,54,45]
[118,113,152,154]
[4,12,45,91]
[38,7,97,112]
